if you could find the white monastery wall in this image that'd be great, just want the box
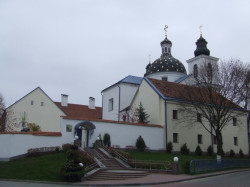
[62,118,164,150]
[0,133,63,161]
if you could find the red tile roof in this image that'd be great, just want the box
[0,131,62,136]
[54,102,102,120]
[148,78,240,109]
[63,116,163,128]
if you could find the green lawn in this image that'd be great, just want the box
[0,153,66,182]
[127,151,216,173]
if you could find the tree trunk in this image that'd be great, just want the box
[216,131,223,156]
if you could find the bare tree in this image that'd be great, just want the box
[180,59,250,156]
[0,93,6,131]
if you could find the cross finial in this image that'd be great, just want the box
[149,54,151,63]
[199,25,203,36]
[164,25,168,37]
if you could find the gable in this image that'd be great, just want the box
[7,87,66,115]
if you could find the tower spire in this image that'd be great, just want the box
[199,25,203,36]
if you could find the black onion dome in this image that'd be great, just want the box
[144,54,187,76]
[160,36,172,45]
[194,35,210,57]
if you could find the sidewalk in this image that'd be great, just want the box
[78,169,250,186]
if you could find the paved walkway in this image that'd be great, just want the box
[78,169,250,186]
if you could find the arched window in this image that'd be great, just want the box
[207,63,212,78]
[193,64,198,78]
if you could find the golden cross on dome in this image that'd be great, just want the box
[199,25,203,35]
[164,25,168,36]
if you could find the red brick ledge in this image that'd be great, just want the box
[62,116,163,128]
[0,131,62,136]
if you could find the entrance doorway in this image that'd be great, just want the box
[74,121,96,148]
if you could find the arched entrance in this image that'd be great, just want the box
[74,121,96,148]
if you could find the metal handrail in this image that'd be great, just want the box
[102,146,172,170]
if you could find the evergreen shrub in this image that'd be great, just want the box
[195,145,202,156]
[136,136,146,152]
[166,142,173,153]
[180,143,189,155]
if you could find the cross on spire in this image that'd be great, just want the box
[148,54,151,63]
[164,25,168,37]
[199,25,203,36]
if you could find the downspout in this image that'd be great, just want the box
[101,92,103,119]
[118,85,121,121]
[164,100,168,149]
[247,111,250,151]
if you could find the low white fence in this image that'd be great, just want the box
[0,132,65,161]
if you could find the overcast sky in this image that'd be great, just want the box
[1,0,250,107]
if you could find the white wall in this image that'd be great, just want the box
[0,133,64,161]
[147,71,185,82]
[61,118,164,150]
[6,87,65,132]
[102,86,120,121]
[102,83,139,121]
[186,55,219,75]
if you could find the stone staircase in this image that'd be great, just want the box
[85,147,149,181]
[87,169,149,181]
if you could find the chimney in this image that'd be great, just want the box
[61,94,68,106]
[89,97,95,109]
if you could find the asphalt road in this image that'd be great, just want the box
[0,170,250,187]
[155,170,250,187]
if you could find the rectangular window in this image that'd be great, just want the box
[173,110,178,119]
[197,113,202,122]
[173,133,178,143]
[213,135,217,145]
[234,137,238,146]
[66,124,72,132]
[31,100,34,105]
[233,117,237,126]
[41,102,44,106]
[162,77,168,81]
[108,98,114,111]
[198,134,203,144]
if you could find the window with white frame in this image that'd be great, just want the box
[108,98,114,111]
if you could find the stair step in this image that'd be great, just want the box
[87,169,149,181]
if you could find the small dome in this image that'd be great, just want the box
[194,35,210,57]
[160,36,172,45]
[144,54,187,76]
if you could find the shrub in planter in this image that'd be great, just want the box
[229,149,235,157]
[239,149,244,158]
[195,145,202,156]
[61,159,84,182]
[136,136,146,152]
[103,133,111,147]
[207,145,213,156]
[61,145,85,181]
[166,142,173,153]
[180,143,189,155]
[62,143,72,152]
